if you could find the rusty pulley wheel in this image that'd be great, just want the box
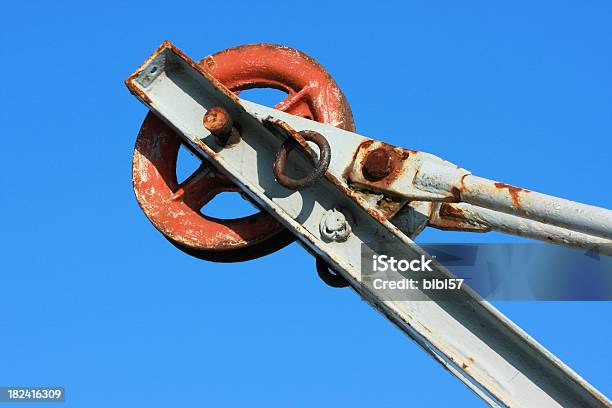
[132,44,355,262]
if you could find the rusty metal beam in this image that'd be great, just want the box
[126,42,612,408]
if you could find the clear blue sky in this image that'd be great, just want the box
[1,1,611,406]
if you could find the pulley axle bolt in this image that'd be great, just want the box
[203,106,240,146]
[362,148,392,181]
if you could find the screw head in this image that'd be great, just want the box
[362,148,392,181]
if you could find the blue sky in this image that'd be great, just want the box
[1,1,611,406]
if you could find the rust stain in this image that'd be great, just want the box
[494,182,530,207]
[462,357,476,370]
[343,139,373,181]
[127,84,152,105]
[460,173,468,190]
[439,203,464,218]
[432,204,490,232]
[362,148,392,181]
[125,41,170,84]
[201,55,216,70]
[345,141,413,190]
[373,144,408,187]
[448,187,461,203]
[444,173,471,202]
[124,41,173,104]
[377,197,406,219]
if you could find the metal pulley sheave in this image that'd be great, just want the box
[131,44,355,262]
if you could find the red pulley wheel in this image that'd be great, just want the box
[132,44,355,262]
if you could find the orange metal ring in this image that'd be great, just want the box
[132,44,355,262]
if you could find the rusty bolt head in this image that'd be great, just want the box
[362,148,392,181]
[203,107,232,135]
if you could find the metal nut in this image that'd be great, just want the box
[362,148,392,181]
[203,106,240,146]
[320,209,351,242]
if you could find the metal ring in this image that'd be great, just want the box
[316,257,350,288]
[272,131,331,190]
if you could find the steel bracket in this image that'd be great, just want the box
[126,42,611,408]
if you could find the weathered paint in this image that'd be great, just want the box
[431,202,612,255]
[125,42,612,407]
[130,43,355,261]
[493,182,530,207]
[430,202,491,232]
[459,175,612,240]
[132,113,293,261]
[201,43,356,131]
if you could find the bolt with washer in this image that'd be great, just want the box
[320,209,352,242]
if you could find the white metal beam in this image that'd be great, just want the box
[126,42,612,408]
